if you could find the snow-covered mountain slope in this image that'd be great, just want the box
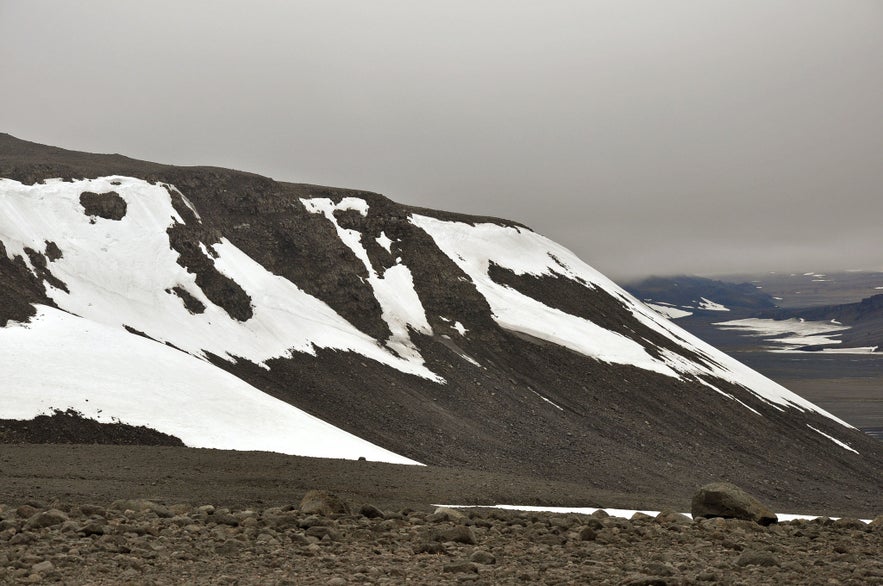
[0,176,437,380]
[1,134,880,511]
[0,305,418,464]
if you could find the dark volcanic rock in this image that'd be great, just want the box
[736,550,779,567]
[168,285,206,314]
[166,224,253,321]
[0,409,184,446]
[79,190,127,220]
[692,482,778,526]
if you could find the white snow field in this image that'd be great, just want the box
[0,306,420,464]
[410,216,858,440]
[0,177,436,379]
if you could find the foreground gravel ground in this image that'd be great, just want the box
[0,444,880,584]
[1,498,881,585]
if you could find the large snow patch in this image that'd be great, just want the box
[0,306,420,464]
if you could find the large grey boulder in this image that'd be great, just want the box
[691,482,778,526]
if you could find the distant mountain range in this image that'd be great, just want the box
[624,275,778,315]
[1,133,880,511]
[626,275,883,353]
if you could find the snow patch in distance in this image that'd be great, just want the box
[698,297,729,312]
[714,318,848,351]
[646,302,693,319]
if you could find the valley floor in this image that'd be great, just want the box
[0,445,881,584]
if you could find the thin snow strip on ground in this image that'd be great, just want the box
[0,306,420,465]
[438,504,871,524]
[0,178,437,381]
[302,198,439,376]
[807,425,859,454]
[410,215,855,429]
[769,346,879,355]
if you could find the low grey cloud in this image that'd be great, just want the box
[2,0,881,280]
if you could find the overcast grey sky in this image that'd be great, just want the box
[2,1,881,280]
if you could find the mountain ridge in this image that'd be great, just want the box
[1,133,880,514]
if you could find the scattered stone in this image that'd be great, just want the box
[691,482,778,526]
[431,507,467,522]
[214,540,242,555]
[78,504,106,517]
[300,490,350,516]
[0,496,876,584]
[432,525,477,545]
[25,509,68,529]
[9,531,36,545]
[109,499,173,518]
[534,533,565,545]
[655,510,692,525]
[31,560,54,574]
[16,505,39,519]
[833,517,865,529]
[359,504,385,519]
[579,526,597,541]
[414,542,447,555]
[469,549,496,565]
[736,550,779,567]
[442,561,479,574]
[79,519,107,536]
[645,561,675,576]
[620,573,669,586]
[305,525,340,541]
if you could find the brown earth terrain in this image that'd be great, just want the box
[0,444,882,585]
